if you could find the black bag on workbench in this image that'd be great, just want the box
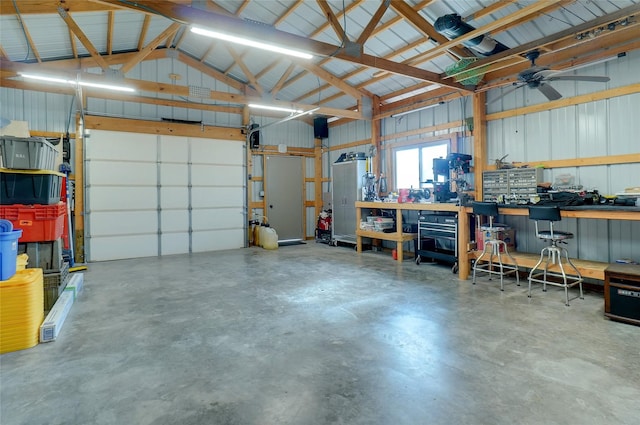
[537,191,584,206]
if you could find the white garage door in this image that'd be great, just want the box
[85,130,244,261]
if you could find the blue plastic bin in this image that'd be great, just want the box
[0,229,22,281]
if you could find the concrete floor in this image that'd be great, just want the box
[1,243,639,425]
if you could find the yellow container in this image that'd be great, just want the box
[16,253,28,271]
[0,268,44,354]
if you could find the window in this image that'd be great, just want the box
[394,142,449,190]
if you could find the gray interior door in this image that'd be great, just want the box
[265,156,303,242]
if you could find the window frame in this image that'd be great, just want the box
[389,134,457,192]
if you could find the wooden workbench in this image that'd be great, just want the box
[355,201,470,279]
[355,201,639,281]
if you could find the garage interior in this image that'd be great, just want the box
[1,1,639,424]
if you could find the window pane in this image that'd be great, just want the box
[421,144,449,183]
[395,148,419,189]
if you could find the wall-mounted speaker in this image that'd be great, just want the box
[313,117,328,139]
[249,123,260,149]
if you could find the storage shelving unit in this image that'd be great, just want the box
[482,168,543,204]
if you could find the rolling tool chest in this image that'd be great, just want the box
[415,212,459,273]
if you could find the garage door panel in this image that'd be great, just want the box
[88,162,156,186]
[89,186,157,211]
[160,187,188,209]
[161,233,189,255]
[191,139,242,165]
[191,187,243,208]
[160,163,188,186]
[87,130,243,261]
[160,136,189,162]
[87,131,157,161]
[161,210,189,232]
[191,164,243,184]
[192,208,243,230]
[192,229,244,252]
[89,211,158,236]
[90,235,158,261]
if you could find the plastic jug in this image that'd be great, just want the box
[261,227,279,250]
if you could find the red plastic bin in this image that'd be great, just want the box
[0,203,66,242]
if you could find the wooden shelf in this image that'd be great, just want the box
[469,250,609,280]
[356,229,417,243]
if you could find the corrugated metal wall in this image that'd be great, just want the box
[486,50,640,263]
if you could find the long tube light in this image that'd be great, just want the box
[191,27,313,60]
[19,73,135,92]
[249,104,303,114]
[249,107,320,135]
[390,101,445,118]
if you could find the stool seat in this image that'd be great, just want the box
[536,230,573,240]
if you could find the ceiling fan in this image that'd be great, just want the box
[493,50,610,102]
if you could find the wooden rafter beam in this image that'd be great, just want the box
[58,8,110,71]
[270,64,296,97]
[68,27,78,58]
[1,59,362,119]
[234,0,250,16]
[401,1,564,68]
[255,61,281,80]
[200,41,216,62]
[120,22,181,74]
[294,60,365,100]
[282,0,434,93]
[356,0,391,45]
[274,0,303,25]
[94,0,469,91]
[389,0,468,59]
[107,10,114,55]
[226,45,263,96]
[173,27,188,49]
[11,1,42,62]
[137,14,151,51]
[463,0,518,22]
[176,51,247,92]
[0,0,118,14]
[316,0,348,43]
[292,38,428,103]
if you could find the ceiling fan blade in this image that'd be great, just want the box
[487,83,526,104]
[546,75,610,83]
[537,83,562,101]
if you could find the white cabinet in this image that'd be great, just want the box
[331,159,366,244]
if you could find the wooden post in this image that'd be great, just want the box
[473,91,487,202]
[74,112,85,263]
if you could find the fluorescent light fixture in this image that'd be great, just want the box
[20,73,134,92]
[390,101,445,118]
[191,27,313,59]
[19,73,71,85]
[78,81,135,92]
[249,104,303,114]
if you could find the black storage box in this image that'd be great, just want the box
[605,263,640,326]
[0,169,64,205]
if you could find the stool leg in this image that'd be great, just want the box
[494,242,505,291]
[473,241,492,284]
[555,249,570,306]
[542,247,552,292]
[503,243,520,286]
[561,247,585,301]
[528,247,547,298]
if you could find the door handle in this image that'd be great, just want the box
[269,205,273,209]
